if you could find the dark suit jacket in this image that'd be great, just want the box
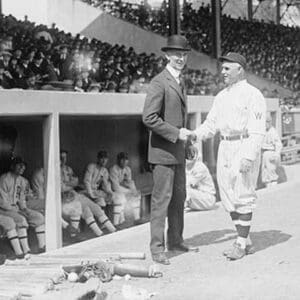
[142,68,187,165]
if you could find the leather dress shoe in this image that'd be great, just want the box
[152,253,170,265]
[168,243,199,252]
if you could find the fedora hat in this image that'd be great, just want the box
[161,35,191,52]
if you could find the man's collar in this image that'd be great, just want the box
[227,79,247,89]
[166,64,181,81]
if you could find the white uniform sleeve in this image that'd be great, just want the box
[0,175,13,210]
[31,169,45,199]
[194,97,218,140]
[109,166,122,192]
[67,166,79,187]
[83,164,96,198]
[100,168,113,193]
[18,177,29,209]
[187,162,206,186]
[242,91,266,161]
[272,127,283,155]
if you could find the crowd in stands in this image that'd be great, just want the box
[87,0,300,95]
[1,0,300,99]
[0,14,165,93]
[0,13,221,95]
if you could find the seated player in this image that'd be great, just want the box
[61,150,116,233]
[30,167,84,238]
[28,167,45,214]
[0,157,45,253]
[0,214,31,259]
[83,150,126,226]
[109,152,141,223]
[261,113,283,187]
[185,146,216,211]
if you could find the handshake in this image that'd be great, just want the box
[178,128,197,142]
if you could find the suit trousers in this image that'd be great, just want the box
[150,163,186,254]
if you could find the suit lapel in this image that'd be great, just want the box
[164,69,186,107]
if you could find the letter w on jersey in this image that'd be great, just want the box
[254,112,262,120]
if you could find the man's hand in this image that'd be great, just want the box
[188,131,197,143]
[239,158,252,173]
[179,128,196,141]
[179,128,191,141]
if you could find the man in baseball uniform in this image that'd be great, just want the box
[185,146,216,211]
[192,52,266,260]
[61,150,116,234]
[261,112,282,187]
[30,167,83,237]
[0,157,45,253]
[83,150,123,227]
[109,152,141,224]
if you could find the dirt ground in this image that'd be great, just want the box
[2,165,298,300]
[88,165,300,300]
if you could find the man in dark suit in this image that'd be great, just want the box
[143,35,198,265]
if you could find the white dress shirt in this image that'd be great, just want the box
[166,64,181,85]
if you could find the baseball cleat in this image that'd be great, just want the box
[245,244,255,255]
[226,243,246,260]
[223,242,255,256]
[223,245,234,257]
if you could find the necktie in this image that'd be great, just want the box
[179,74,185,95]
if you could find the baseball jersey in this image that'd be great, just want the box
[83,163,110,198]
[109,165,133,190]
[195,79,266,161]
[61,164,78,191]
[31,168,45,199]
[0,172,30,210]
[262,126,282,155]
[186,161,216,195]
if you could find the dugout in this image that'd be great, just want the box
[0,116,44,178]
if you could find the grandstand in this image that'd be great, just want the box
[0,0,299,100]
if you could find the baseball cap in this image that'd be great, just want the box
[97,150,108,159]
[117,152,129,161]
[219,52,247,69]
[10,156,26,168]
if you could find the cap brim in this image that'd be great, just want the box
[219,56,235,63]
[161,47,191,52]
[219,56,246,69]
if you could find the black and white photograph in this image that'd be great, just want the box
[0,0,299,299]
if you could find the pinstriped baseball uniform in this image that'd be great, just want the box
[195,79,266,214]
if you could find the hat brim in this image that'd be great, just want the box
[219,56,246,68]
[161,46,191,52]
[219,56,236,63]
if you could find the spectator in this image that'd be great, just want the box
[21,71,38,90]
[89,0,299,95]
